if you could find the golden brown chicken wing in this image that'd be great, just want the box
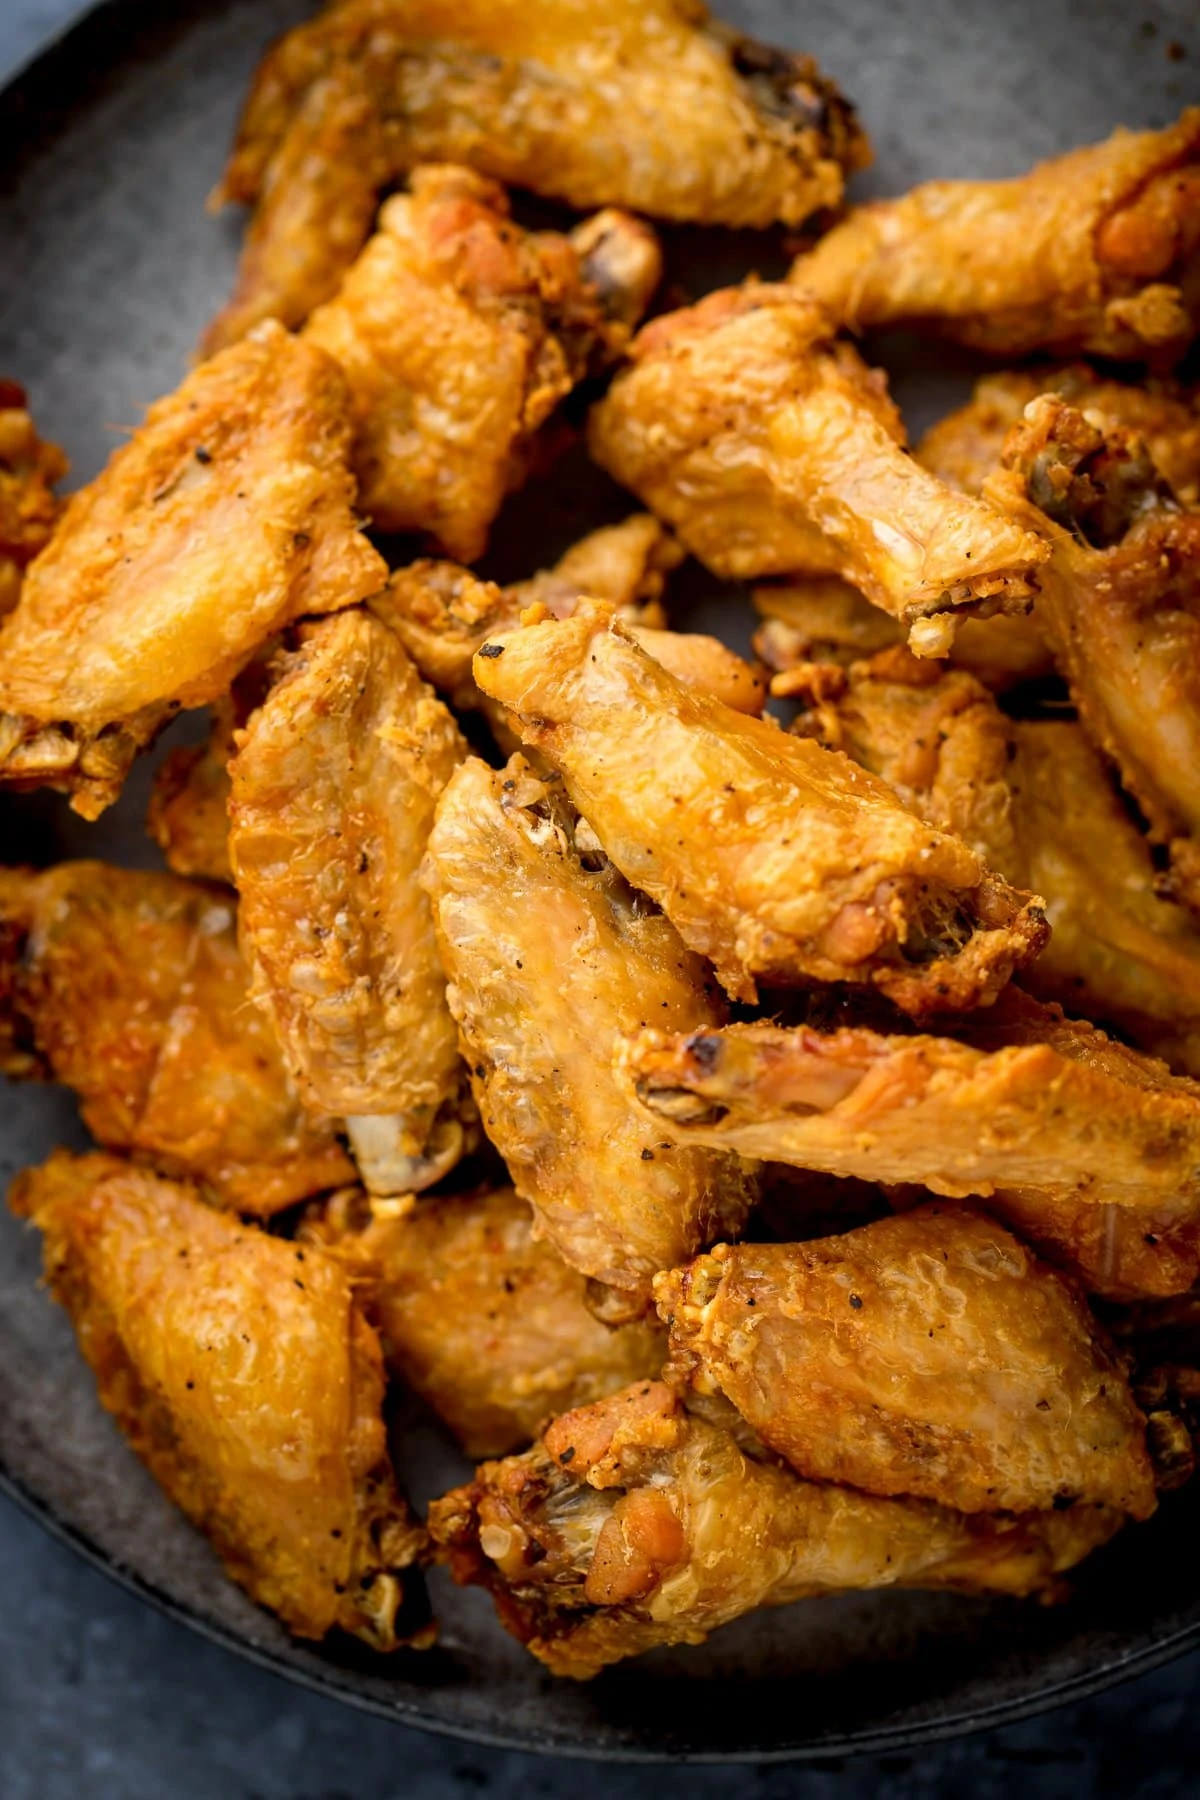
[207,0,867,348]
[228,610,470,1199]
[588,283,1049,653]
[0,380,67,618]
[304,1185,664,1456]
[12,1151,428,1649]
[987,394,1200,909]
[429,1379,1123,1678]
[790,111,1200,362]
[0,324,384,818]
[798,647,1200,1074]
[301,167,660,558]
[619,992,1200,1299]
[656,1211,1155,1519]
[471,601,1047,1013]
[0,862,352,1213]
[422,754,754,1305]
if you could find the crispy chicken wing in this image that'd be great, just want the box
[987,395,1200,909]
[471,601,1047,1013]
[429,1379,1123,1678]
[799,648,1200,1073]
[0,863,352,1213]
[588,283,1049,653]
[12,1152,428,1648]
[228,610,471,1199]
[0,380,67,618]
[304,1186,664,1456]
[422,755,754,1305]
[208,0,866,348]
[301,167,660,558]
[790,111,1200,362]
[656,1211,1155,1518]
[0,324,384,818]
[619,992,1200,1299]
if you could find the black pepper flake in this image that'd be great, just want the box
[294,1278,305,1290]
[641,1148,654,1161]
[194,445,212,464]
[478,642,505,659]
[849,1293,863,1310]
[559,1446,576,1465]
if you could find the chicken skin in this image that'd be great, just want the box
[429,1379,1124,1679]
[619,992,1200,1300]
[207,0,867,348]
[304,1186,664,1457]
[798,647,1200,1074]
[0,863,352,1214]
[11,1152,428,1649]
[302,166,660,559]
[471,601,1047,1014]
[228,610,471,1199]
[790,111,1200,362]
[422,755,754,1306]
[146,659,274,886]
[0,380,67,618]
[0,324,384,818]
[588,283,1049,654]
[656,1211,1155,1519]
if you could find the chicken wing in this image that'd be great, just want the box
[422,754,754,1305]
[790,111,1200,362]
[207,0,867,348]
[0,324,385,818]
[228,610,471,1199]
[656,1210,1155,1519]
[987,394,1200,909]
[471,601,1047,1013]
[0,862,352,1213]
[798,648,1200,1074]
[304,1186,664,1456]
[146,660,273,885]
[588,283,1049,653]
[429,1379,1123,1678]
[618,992,1200,1299]
[301,167,660,558]
[11,1151,429,1649]
[0,380,67,618]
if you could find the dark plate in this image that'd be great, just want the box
[1,0,1199,1763]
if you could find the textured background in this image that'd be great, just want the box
[3,2,1200,1794]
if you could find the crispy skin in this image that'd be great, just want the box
[0,380,67,618]
[619,993,1200,1299]
[302,168,659,558]
[12,1153,428,1648]
[305,1186,664,1456]
[588,283,1048,651]
[0,863,352,1214]
[146,660,273,885]
[208,0,867,348]
[656,1213,1155,1519]
[228,611,470,1197]
[422,755,753,1302]
[799,648,1200,1073]
[0,324,384,818]
[986,396,1200,908]
[791,111,1200,361]
[429,1379,1123,1678]
[472,601,1047,1013]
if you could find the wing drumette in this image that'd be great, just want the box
[229,610,471,1198]
[12,1152,429,1650]
[0,863,352,1214]
[304,1185,664,1457]
[588,283,1048,654]
[656,1210,1155,1518]
[0,324,384,818]
[0,380,67,617]
[302,167,661,558]
[429,1380,1123,1679]
[618,992,1200,1299]
[472,600,1047,1013]
[790,111,1200,362]
[206,0,866,349]
[422,754,754,1307]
